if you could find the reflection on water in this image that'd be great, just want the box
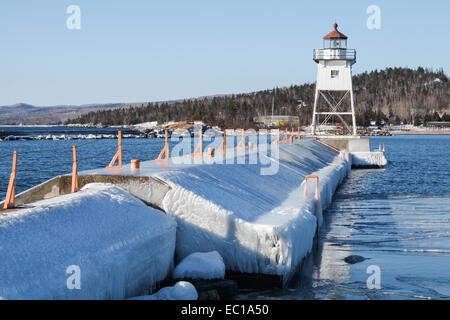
[238,196,450,300]
[237,136,450,300]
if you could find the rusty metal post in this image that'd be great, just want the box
[236,129,245,151]
[156,130,169,162]
[304,175,320,201]
[71,146,79,193]
[106,130,122,169]
[3,151,17,210]
[192,129,203,157]
[131,159,140,169]
[118,130,122,168]
[281,128,288,144]
[217,130,226,154]
[271,130,280,145]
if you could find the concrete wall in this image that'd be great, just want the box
[1,174,171,211]
[315,137,370,152]
[317,138,350,151]
[348,139,370,152]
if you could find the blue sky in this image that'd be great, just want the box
[0,0,448,106]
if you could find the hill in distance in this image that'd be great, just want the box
[2,67,448,127]
[68,67,449,128]
[0,96,227,125]
[0,102,142,125]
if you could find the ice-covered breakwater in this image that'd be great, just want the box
[0,184,176,300]
[0,139,351,299]
[81,140,351,282]
[351,151,387,168]
[155,141,350,281]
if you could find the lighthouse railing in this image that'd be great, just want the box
[313,49,356,61]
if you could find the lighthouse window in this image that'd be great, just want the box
[331,70,339,78]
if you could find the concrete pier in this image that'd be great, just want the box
[1,174,171,211]
[316,136,387,168]
[0,137,385,293]
[1,136,385,211]
[0,184,176,300]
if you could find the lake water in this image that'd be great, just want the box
[238,135,450,300]
[0,127,162,198]
[1,128,449,300]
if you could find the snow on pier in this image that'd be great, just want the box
[155,142,350,279]
[0,139,351,299]
[82,140,351,281]
[0,184,176,300]
[351,151,387,168]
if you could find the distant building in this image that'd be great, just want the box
[426,121,450,128]
[367,125,381,132]
[253,116,300,127]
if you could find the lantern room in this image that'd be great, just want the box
[323,23,348,49]
[313,23,356,63]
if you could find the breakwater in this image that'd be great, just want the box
[0,132,392,299]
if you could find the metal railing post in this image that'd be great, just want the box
[192,129,203,157]
[304,175,320,201]
[3,151,17,210]
[71,146,79,193]
[155,130,169,162]
[106,130,122,169]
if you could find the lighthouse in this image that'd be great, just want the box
[312,23,357,136]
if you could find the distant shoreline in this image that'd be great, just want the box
[391,131,450,135]
[1,124,450,136]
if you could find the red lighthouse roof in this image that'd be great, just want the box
[323,23,348,40]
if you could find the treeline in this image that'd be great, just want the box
[68,67,449,128]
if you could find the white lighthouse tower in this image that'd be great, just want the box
[312,23,357,136]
